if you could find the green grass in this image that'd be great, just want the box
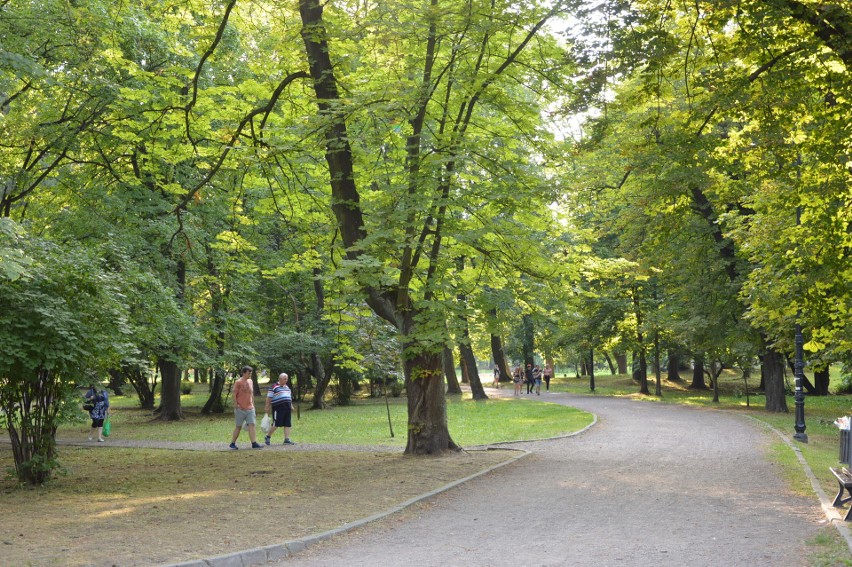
[59,386,593,447]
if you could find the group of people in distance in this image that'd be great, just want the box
[510,363,553,396]
[230,365,296,449]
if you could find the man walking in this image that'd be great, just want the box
[229,366,263,450]
[265,372,296,445]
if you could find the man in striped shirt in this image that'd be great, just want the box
[264,372,295,445]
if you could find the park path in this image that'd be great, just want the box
[268,392,824,567]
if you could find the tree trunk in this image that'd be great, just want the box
[458,345,470,384]
[813,366,830,396]
[459,340,487,400]
[666,350,683,382]
[490,332,511,383]
[443,346,462,394]
[300,0,454,454]
[404,350,458,454]
[157,358,183,420]
[762,348,789,412]
[653,331,662,396]
[615,352,628,374]
[522,314,535,368]
[603,352,616,375]
[202,326,227,414]
[689,353,709,390]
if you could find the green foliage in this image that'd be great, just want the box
[0,225,129,483]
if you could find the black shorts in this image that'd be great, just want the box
[91,418,105,427]
[272,404,292,427]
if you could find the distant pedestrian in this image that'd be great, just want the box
[229,366,263,450]
[492,366,500,389]
[533,365,542,395]
[265,372,295,445]
[525,363,534,394]
[85,384,110,442]
[513,366,523,396]
[543,365,553,391]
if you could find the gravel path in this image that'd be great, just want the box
[265,392,825,567]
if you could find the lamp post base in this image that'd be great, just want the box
[793,432,808,443]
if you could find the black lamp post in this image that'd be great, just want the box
[792,169,807,442]
[793,317,808,443]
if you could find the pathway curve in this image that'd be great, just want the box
[265,392,824,567]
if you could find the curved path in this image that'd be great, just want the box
[265,393,824,567]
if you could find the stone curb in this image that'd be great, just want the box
[162,446,532,567]
[749,416,852,555]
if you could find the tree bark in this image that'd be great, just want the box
[404,350,458,454]
[689,353,709,390]
[762,347,789,412]
[157,358,184,420]
[813,366,830,396]
[603,352,616,375]
[615,352,628,374]
[459,340,487,400]
[490,333,512,383]
[666,350,683,382]
[443,346,462,395]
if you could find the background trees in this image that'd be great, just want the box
[1,0,848,481]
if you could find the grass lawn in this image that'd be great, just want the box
[56,386,593,447]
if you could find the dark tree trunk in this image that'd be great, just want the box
[202,325,227,414]
[404,350,458,454]
[813,366,830,396]
[522,314,535,368]
[615,352,628,374]
[762,348,788,412]
[202,368,227,414]
[106,369,126,397]
[666,350,683,382]
[459,340,487,400]
[443,346,462,394]
[458,345,470,384]
[689,353,709,390]
[603,352,616,375]
[157,358,183,420]
[310,268,334,409]
[490,329,511,383]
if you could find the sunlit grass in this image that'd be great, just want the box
[59,387,593,447]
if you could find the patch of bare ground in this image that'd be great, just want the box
[0,446,515,567]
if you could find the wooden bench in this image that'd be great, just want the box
[830,467,852,520]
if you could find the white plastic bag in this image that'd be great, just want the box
[260,413,271,433]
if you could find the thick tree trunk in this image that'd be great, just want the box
[443,346,462,394]
[814,366,830,396]
[404,350,457,454]
[762,348,788,412]
[666,350,683,382]
[615,352,628,374]
[689,353,709,390]
[157,358,183,420]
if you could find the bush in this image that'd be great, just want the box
[180,382,193,395]
[389,380,404,397]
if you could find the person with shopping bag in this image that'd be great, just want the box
[84,384,110,442]
[264,372,295,446]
